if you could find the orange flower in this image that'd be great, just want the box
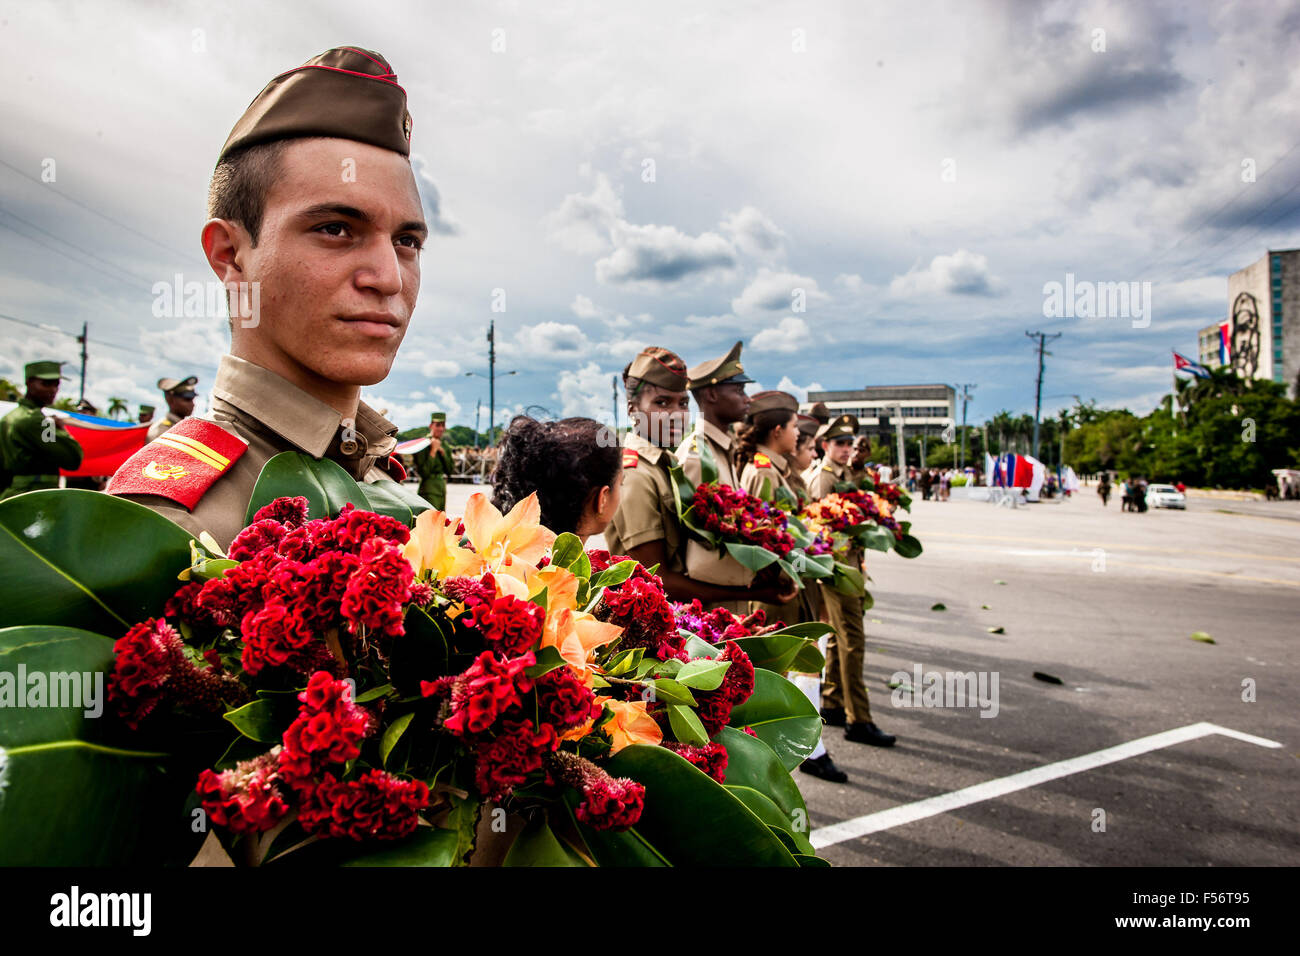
[402,508,484,582]
[532,565,621,676]
[599,697,663,753]
[461,492,556,585]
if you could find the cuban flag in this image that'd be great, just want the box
[395,436,430,455]
[1218,322,1231,366]
[1173,351,1210,379]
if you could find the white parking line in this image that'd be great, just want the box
[809,722,1283,850]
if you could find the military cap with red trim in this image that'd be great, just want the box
[626,346,688,392]
[106,418,249,510]
[218,46,413,162]
[686,341,754,390]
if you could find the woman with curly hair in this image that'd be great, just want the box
[490,415,623,542]
[736,391,801,504]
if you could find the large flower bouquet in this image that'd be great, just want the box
[799,477,923,560]
[0,452,826,867]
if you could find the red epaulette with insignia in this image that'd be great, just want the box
[107,419,248,510]
[384,454,407,482]
[622,448,640,469]
[754,452,772,468]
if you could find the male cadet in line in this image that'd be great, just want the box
[108,47,426,549]
[138,404,156,425]
[803,414,896,747]
[0,361,83,500]
[147,376,198,441]
[674,342,796,613]
[413,411,454,509]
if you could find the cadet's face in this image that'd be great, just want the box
[825,437,854,465]
[430,422,446,438]
[26,378,58,406]
[791,435,815,471]
[242,139,427,389]
[707,383,750,423]
[632,384,690,448]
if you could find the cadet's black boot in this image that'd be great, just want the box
[819,706,846,727]
[845,721,896,747]
[799,753,849,782]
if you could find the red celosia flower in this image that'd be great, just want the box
[690,641,754,737]
[195,749,290,834]
[534,666,602,730]
[340,538,413,641]
[665,741,728,782]
[253,496,310,528]
[441,574,495,608]
[228,518,288,561]
[296,769,429,841]
[467,595,545,655]
[319,503,411,552]
[108,617,244,728]
[433,650,536,737]
[473,719,557,801]
[549,750,644,831]
[278,671,373,783]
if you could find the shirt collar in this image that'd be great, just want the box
[756,443,788,473]
[212,355,397,462]
[699,418,733,450]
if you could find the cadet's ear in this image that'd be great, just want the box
[202,218,249,285]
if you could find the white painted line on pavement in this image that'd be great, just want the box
[809,722,1283,850]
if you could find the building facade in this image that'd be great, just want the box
[1215,249,1300,398]
[802,384,956,435]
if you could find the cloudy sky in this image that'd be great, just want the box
[2,0,1298,430]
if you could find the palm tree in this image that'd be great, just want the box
[107,397,128,419]
[1183,367,1247,407]
[988,410,1016,455]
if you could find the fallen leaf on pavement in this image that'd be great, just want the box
[930,602,947,611]
[987,626,1005,634]
[1190,631,1216,644]
[1033,671,1064,684]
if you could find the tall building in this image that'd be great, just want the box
[802,384,956,436]
[1217,249,1300,397]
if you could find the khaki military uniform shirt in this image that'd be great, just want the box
[604,431,684,573]
[111,355,399,550]
[146,415,180,442]
[674,418,739,489]
[738,444,795,501]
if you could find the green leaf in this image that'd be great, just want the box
[605,646,645,677]
[714,725,808,821]
[695,429,720,485]
[0,625,194,866]
[794,853,832,867]
[337,827,462,867]
[353,683,393,703]
[357,479,433,525]
[589,560,638,590]
[830,561,866,598]
[675,659,731,690]
[223,697,296,743]
[894,533,923,559]
[564,791,668,866]
[987,625,1005,634]
[683,634,722,659]
[651,658,682,678]
[789,642,827,674]
[667,703,709,745]
[1190,631,1216,644]
[572,549,592,580]
[723,542,780,572]
[502,814,589,867]
[524,645,567,679]
[726,669,821,771]
[650,678,697,706]
[0,489,194,632]
[931,602,947,611]
[725,784,816,856]
[244,451,369,525]
[551,533,584,570]
[731,634,810,674]
[602,744,797,866]
[380,712,415,767]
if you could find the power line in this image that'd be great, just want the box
[0,156,205,266]
[0,216,145,294]
[0,204,159,287]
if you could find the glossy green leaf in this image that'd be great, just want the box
[0,625,193,866]
[667,703,708,745]
[830,561,866,598]
[523,645,566,679]
[725,784,816,856]
[713,726,808,822]
[354,683,393,703]
[603,744,797,866]
[380,712,415,767]
[788,642,827,674]
[723,542,780,572]
[894,533,923,559]
[650,678,696,706]
[223,697,296,743]
[551,533,584,569]
[683,634,721,659]
[502,815,588,867]
[564,792,668,867]
[731,634,809,673]
[337,826,462,867]
[794,852,832,867]
[675,659,730,691]
[695,430,719,485]
[589,560,637,590]
[0,489,194,632]
[727,669,821,771]
[243,451,368,526]
[357,479,432,525]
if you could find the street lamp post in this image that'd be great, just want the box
[465,319,516,447]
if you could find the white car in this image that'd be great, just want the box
[1146,484,1186,509]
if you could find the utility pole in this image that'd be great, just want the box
[1025,331,1062,460]
[956,383,976,470]
[612,376,619,432]
[77,321,88,404]
[893,402,906,472]
[487,321,496,447]
[473,399,482,449]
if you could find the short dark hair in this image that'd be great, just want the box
[206,139,293,245]
[490,416,620,535]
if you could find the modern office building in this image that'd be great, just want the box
[1207,249,1300,398]
[802,384,956,436]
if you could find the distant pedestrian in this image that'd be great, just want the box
[1098,474,1111,507]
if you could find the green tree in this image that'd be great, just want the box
[107,397,128,420]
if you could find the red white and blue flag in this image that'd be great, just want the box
[57,411,150,477]
[1173,351,1210,379]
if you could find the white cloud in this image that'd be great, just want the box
[732,268,829,315]
[776,376,824,403]
[542,173,624,254]
[751,317,809,354]
[507,321,591,361]
[421,359,462,378]
[362,385,464,430]
[555,361,617,420]
[720,205,787,259]
[889,250,1007,299]
[596,222,737,287]
[571,293,601,319]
